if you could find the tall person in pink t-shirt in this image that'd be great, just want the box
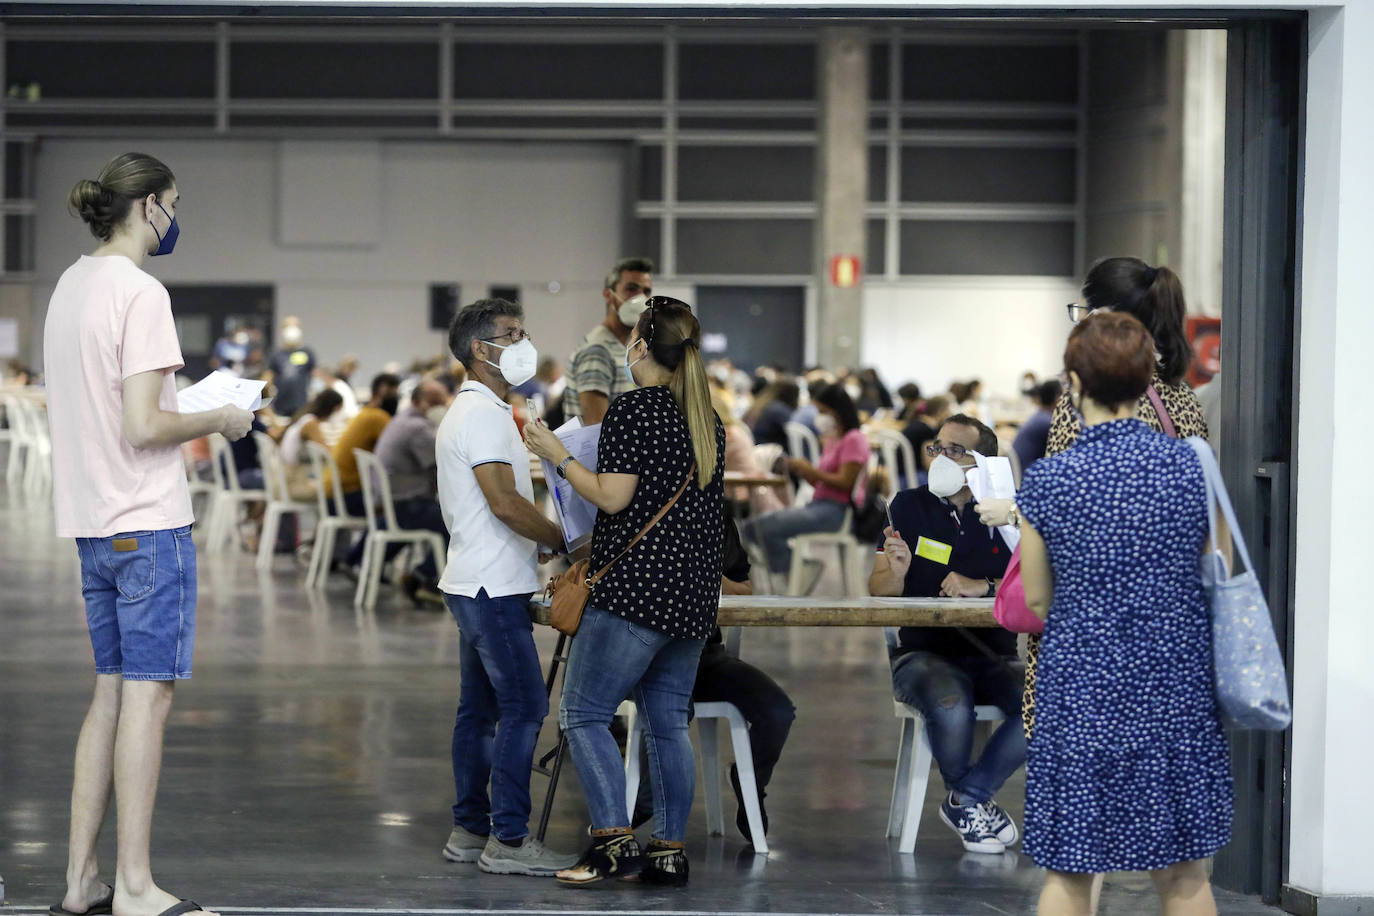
[739,384,869,581]
[45,153,252,916]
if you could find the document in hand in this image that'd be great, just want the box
[967,452,1020,550]
[177,370,272,413]
[540,418,602,553]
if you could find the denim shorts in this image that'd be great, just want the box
[75,526,197,680]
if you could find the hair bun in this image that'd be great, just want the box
[67,178,117,241]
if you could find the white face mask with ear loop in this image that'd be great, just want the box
[483,338,538,387]
[927,454,971,499]
[617,293,649,328]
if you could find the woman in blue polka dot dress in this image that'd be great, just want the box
[1016,311,1232,915]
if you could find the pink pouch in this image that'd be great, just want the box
[994,545,1044,634]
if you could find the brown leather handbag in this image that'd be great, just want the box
[545,464,695,636]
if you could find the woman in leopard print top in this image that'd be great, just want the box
[1020,258,1208,738]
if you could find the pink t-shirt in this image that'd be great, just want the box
[44,255,192,538]
[813,428,871,504]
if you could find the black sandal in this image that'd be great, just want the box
[556,833,642,887]
[640,842,690,887]
[48,885,114,916]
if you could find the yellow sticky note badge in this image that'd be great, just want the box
[290,351,310,366]
[915,536,953,565]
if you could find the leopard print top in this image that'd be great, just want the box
[1021,375,1209,738]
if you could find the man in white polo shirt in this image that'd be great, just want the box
[436,298,576,877]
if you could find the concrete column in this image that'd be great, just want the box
[815,27,868,373]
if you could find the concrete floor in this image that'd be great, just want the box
[0,485,1278,916]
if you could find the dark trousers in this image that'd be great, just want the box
[633,641,796,819]
[338,492,447,580]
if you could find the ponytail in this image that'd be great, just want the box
[670,341,720,489]
[636,297,720,490]
[1144,265,1191,384]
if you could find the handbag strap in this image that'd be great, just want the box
[586,463,696,588]
[1184,437,1256,575]
[1145,384,1177,438]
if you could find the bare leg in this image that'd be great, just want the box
[1089,874,1104,914]
[1038,870,1098,916]
[1151,860,1217,916]
[110,680,216,916]
[62,675,122,913]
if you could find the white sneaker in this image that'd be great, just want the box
[478,836,580,877]
[938,792,1006,855]
[442,825,488,863]
[980,799,1019,846]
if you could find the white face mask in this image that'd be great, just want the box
[425,404,448,426]
[484,338,538,387]
[281,326,304,347]
[617,293,649,328]
[928,454,970,499]
[815,414,837,437]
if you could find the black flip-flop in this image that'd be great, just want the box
[154,901,206,916]
[49,886,114,916]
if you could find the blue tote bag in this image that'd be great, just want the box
[1186,437,1292,731]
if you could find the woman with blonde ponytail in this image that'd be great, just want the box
[525,296,726,888]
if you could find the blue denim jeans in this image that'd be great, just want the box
[891,651,1027,804]
[447,589,548,842]
[560,607,706,842]
[740,498,848,574]
[75,526,197,680]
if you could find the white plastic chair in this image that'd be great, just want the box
[0,396,16,484]
[882,628,1006,853]
[304,440,367,589]
[622,700,769,855]
[253,432,317,572]
[205,434,266,554]
[352,448,446,611]
[183,443,218,531]
[873,428,919,499]
[784,421,820,465]
[785,508,860,597]
[8,398,50,497]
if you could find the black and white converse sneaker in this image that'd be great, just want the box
[938,792,1005,854]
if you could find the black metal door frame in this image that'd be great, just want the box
[1213,17,1303,904]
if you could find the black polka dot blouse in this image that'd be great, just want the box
[588,385,727,640]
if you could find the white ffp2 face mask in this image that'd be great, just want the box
[927,454,970,498]
[815,414,837,438]
[618,293,649,328]
[484,338,538,387]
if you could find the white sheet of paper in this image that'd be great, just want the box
[967,451,1020,550]
[177,370,270,413]
[539,418,602,551]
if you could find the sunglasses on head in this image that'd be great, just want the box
[643,295,693,345]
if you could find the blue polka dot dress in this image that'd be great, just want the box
[1014,419,1233,873]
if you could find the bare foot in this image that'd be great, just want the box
[60,879,111,915]
[112,884,218,916]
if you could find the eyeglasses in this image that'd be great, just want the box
[925,443,970,459]
[482,328,533,345]
[1066,303,1092,323]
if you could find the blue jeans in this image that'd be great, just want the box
[891,651,1027,804]
[560,607,706,842]
[75,526,197,680]
[447,589,548,842]
[740,498,848,574]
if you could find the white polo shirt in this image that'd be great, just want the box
[437,380,540,599]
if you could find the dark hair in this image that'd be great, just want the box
[1082,256,1190,384]
[370,372,401,397]
[448,298,524,370]
[1064,311,1156,409]
[604,256,655,291]
[1035,379,1063,409]
[68,152,176,242]
[942,413,999,457]
[300,388,344,422]
[632,296,718,488]
[948,381,972,404]
[923,395,951,418]
[897,382,922,403]
[812,384,862,433]
[770,380,801,411]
